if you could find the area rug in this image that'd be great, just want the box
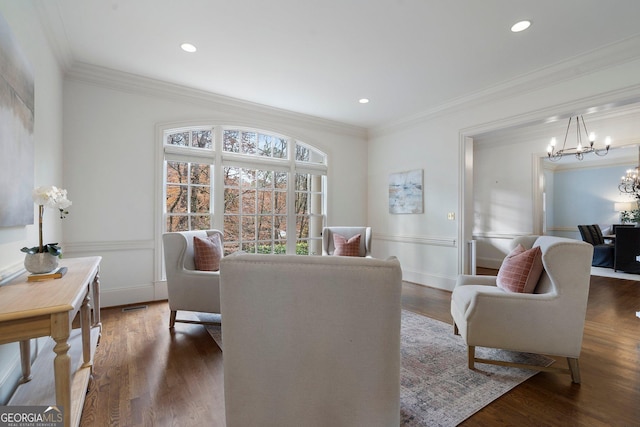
[201,310,553,426]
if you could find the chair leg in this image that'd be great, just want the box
[468,346,475,369]
[568,357,581,384]
[169,310,177,329]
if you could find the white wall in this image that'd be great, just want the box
[62,65,369,307]
[368,50,640,289]
[473,140,541,268]
[0,2,64,405]
[368,123,460,288]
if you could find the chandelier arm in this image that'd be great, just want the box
[577,116,581,150]
[580,115,592,148]
[561,116,572,153]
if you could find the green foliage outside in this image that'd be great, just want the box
[256,242,309,255]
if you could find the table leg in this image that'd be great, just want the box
[81,291,92,369]
[92,270,102,340]
[19,339,32,383]
[52,312,71,427]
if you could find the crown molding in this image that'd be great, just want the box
[473,105,640,149]
[543,157,636,172]
[65,62,367,139]
[371,34,640,137]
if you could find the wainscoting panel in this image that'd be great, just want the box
[473,232,530,269]
[372,233,458,291]
[374,232,457,247]
[64,239,158,307]
[402,268,457,292]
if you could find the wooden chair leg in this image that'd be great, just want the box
[568,357,581,384]
[468,346,475,369]
[169,310,177,329]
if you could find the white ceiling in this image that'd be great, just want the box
[37,0,640,129]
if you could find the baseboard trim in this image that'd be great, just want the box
[476,257,503,270]
[101,281,168,308]
[0,344,22,405]
[402,269,456,292]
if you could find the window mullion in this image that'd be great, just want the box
[213,127,224,231]
[187,163,193,229]
[286,138,297,255]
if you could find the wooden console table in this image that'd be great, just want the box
[0,256,101,427]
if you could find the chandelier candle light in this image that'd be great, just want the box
[547,115,611,162]
[618,147,640,200]
[21,186,72,274]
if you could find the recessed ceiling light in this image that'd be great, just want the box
[181,43,197,53]
[511,20,531,33]
[358,98,370,104]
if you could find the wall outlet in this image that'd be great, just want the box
[447,212,455,220]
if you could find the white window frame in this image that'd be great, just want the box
[155,122,328,281]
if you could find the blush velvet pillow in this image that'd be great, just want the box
[193,234,223,271]
[333,233,361,257]
[496,244,543,293]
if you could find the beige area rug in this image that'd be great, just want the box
[200,310,553,427]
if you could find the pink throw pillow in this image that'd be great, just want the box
[193,234,223,271]
[496,244,543,293]
[333,233,361,257]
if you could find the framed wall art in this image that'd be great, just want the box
[0,13,34,227]
[389,169,423,214]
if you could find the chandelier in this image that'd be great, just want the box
[619,147,640,198]
[546,115,611,162]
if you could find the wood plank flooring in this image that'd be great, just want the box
[81,272,640,426]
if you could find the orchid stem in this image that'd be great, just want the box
[38,205,44,253]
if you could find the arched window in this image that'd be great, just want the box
[161,125,327,257]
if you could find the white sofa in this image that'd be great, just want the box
[219,253,402,427]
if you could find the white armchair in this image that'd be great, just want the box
[451,235,593,383]
[219,253,402,427]
[322,226,372,257]
[162,229,223,328]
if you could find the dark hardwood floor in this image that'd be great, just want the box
[81,272,640,426]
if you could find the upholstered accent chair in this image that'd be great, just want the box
[578,224,615,268]
[162,229,224,328]
[451,235,593,383]
[219,253,402,427]
[322,226,372,257]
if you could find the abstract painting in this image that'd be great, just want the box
[0,13,34,227]
[389,169,423,214]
